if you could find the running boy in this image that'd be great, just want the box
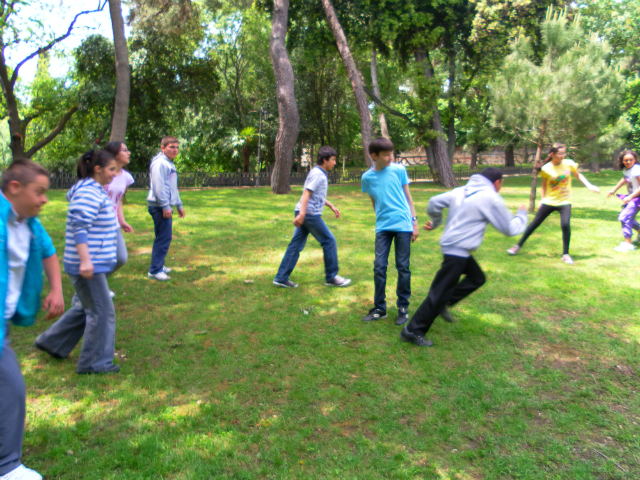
[147,136,185,281]
[361,137,418,326]
[400,168,527,347]
[0,159,64,480]
[273,146,351,288]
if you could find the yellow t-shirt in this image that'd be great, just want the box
[541,159,578,206]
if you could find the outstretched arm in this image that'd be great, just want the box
[574,170,600,193]
[608,178,627,198]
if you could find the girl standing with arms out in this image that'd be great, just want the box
[507,143,600,264]
[103,142,135,273]
[607,150,640,252]
[35,150,121,374]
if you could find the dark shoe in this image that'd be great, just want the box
[362,308,387,322]
[273,279,298,288]
[34,340,64,359]
[440,307,456,323]
[399,326,434,347]
[77,364,121,375]
[395,308,409,326]
[325,275,351,287]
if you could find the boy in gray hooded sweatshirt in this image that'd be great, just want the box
[400,168,527,347]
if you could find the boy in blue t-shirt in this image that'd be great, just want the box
[273,146,351,288]
[361,138,418,325]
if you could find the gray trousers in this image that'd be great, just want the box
[0,327,26,475]
[36,273,116,373]
[114,228,128,273]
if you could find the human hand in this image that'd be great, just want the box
[623,195,632,205]
[519,204,527,211]
[293,214,305,228]
[589,185,600,194]
[178,208,186,218]
[122,223,134,233]
[607,190,615,198]
[79,260,94,279]
[332,206,340,219]
[423,221,434,231]
[43,291,64,320]
[412,223,419,242]
[163,209,173,219]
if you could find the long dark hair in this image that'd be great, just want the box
[540,143,566,168]
[617,150,638,170]
[77,150,115,179]
[103,142,124,159]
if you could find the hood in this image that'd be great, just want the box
[67,178,101,202]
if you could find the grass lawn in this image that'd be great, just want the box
[11,171,640,479]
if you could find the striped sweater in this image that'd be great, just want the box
[63,178,118,275]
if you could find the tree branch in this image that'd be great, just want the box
[10,1,107,87]
[363,86,415,126]
[24,105,78,158]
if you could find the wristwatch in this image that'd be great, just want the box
[411,216,418,222]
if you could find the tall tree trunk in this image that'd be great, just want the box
[320,0,373,167]
[269,0,300,194]
[108,0,130,142]
[470,142,479,169]
[590,149,600,173]
[529,120,547,212]
[505,143,515,167]
[371,48,389,138]
[447,48,456,163]
[243,144,250,173]
[415,48,457,188]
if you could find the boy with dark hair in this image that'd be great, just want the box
[273,145,351,288]
[147,136,185,281]
[0,159,64,480]
[400,167,527,347]
[361,137,419,325]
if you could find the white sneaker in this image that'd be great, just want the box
[109,290,116,299]
[613,242,635,252]
[162,266,172,273]
[562,254,574,265]
[507,245,520,255]
[0,465,43,480]
[148,271,171,281]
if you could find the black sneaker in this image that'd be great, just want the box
[34,340,64,359]
[440,307,456,323]
[273,279,298,288]
[395,308,409,325]
[77,364,121,375]
[325,275,351,287]
[362,308,387,322]
[399,326,434,347]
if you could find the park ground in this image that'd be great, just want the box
[10,171,640,479]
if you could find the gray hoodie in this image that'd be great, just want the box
[428,174,528,257]
[146,152,183,211]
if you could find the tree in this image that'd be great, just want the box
[269,0,299,194]
[108,0,130,142]
[491,7,624,212]
[0,0,106,159]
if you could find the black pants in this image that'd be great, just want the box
[518,204,571,255]
[407,255,486,336]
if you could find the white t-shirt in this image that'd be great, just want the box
[104,170,134,227]
[4,209,31,320]
[295,167,328,216]
[623,164,640,194]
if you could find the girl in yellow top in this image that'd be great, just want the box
[507,143,600,264]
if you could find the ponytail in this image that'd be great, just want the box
[76,150,115,179]
[538,143,565,169]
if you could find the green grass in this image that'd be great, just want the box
[11,170,640,479]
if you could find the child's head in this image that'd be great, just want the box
[161,136,179,160]
[104,141,131,167]
[77,150,117,186]
[317,146,337,169]
[480,167,503,192]
[369,137,395,166]
[618,150,638,170]
[1,158,50,218]
[543,143,566,165]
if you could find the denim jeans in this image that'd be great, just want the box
[374,231,411,311]
[0,328,25,476]
[274,212,339,283]
[148,206,172,274]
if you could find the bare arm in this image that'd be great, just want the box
[608,178,627,198]
[623,185,640,204]
[76,243,94,279]
[575,171,600,193]
[117,201,133,232]
[41,254,64,320]
[402,184,419,242]
[325,199,340,219]
[369,194,375,210]
[294,190,312,227]
[541,177,547,200]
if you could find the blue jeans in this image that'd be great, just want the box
[374,231,411,311]
[274,213,339,283]
[148,206,172,274]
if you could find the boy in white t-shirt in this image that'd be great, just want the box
[607,150,640,251]
[273,146,350,288]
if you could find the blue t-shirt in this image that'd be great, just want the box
[295,167,328,215]
[361,163,412,232]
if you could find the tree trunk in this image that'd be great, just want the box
[415,48,457,188]
[529,121,547,213]
[320,0,373,167]
[371,48,389,138]
[243,144,250,173]
[590,150,600,173]
[108,0,130,142]
[470,142,479,169]
[505,143,515,167]
[269,0,300,194]
[447,48,456,163]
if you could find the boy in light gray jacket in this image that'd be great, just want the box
[147,136,185,281]
[400,168,528,347]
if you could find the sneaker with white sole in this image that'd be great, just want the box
[362,308,387,322]
[163,266,172,273]
[273,279,298,288]
[325,275,351,287]
[148,271,171,281]
[562,254,574,265]
[613,242,635,252]
[507,245,520,255]
[0,465,43,480]
[109,290,116,299]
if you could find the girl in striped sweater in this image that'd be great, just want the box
[35,150,121,374]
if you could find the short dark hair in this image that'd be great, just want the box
[161,136,179,147]
[1,158,49,192]
[77,150,116,179]
[317,146,337,165]
[480,167,503,183]
[618,150,638,170]
[369,137,394,155]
